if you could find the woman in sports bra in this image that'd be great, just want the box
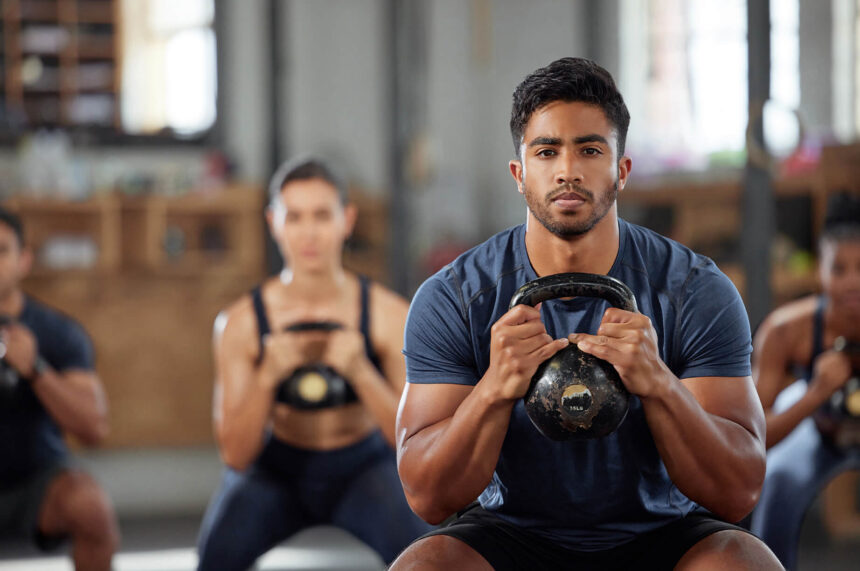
[197,156,431,570]
[750,192,860,569]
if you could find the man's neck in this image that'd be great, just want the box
[0,289,25,318]
[524,212,620,277]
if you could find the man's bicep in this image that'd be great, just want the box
[681,376,765,440]
[675,268,752,379]
[397,382,473,443]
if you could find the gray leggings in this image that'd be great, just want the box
[750,417,860,570]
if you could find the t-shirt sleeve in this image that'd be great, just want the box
[674,263,752,379]
[403,271,479,386]
[46,317,95,372]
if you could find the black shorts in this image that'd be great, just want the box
[421,505,753,571]
[0,461,70,551]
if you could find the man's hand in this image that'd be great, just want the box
[569,308,671,398]
[485,304,569,401]
[0,321,39,378]
[808,350,852,400]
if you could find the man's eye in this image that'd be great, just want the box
[537,149,556,157]
[583,148,602,155]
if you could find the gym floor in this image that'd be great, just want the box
[1,502,859,570]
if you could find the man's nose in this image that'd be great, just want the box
[554,154,582,186]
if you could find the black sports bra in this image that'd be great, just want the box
[250,275,384,384]
[801,296,826,383]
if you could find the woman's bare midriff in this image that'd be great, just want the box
[270,402,378,450]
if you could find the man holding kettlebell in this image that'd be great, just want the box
[391,57,781,570]
[196,157,431,570]
[0,207,118,570]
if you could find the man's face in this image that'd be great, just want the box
[510,101,629,238]
[0,224,27,298]
[820,238,860,314]
[267,178,355,273]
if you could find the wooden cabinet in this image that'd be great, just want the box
[1,0,120,129]
[4,186,266,447]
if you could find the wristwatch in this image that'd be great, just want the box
[31,354,50,380]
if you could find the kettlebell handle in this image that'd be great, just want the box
[509,273,638,313]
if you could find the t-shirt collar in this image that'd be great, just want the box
[516,218,627,280]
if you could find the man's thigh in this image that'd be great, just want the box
[37,468,117,542]
[675,529,784,570]
[390,534,493,571]
[0,462,69,550]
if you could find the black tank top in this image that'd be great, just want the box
[250,275,384,373]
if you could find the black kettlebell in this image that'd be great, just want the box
[509,273,638,440]
[276,321,358,410]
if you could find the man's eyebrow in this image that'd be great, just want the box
[527,136,562,148]
[526,134,610,148]
[574,134,610,146]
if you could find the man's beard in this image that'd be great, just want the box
[523,178,618,238]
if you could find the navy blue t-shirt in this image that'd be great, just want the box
[0,296,95,488]
[403,219,751,551]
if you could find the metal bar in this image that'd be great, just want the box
[742,0,773,330]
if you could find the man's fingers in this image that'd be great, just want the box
[534,337,570,360]
[501,304,542,325]
[601,308,637,324]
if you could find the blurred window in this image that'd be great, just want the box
[620,0,799,173]
[120,0,217,137]
[856,0,860,135]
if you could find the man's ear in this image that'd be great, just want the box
[509,159,524,195]
[617,156,632,192]
[18,247,33,278]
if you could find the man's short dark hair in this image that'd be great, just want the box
[267,156,348,207]
[0,206,25,247]
[510,57,630,157]
[821,191,860,244]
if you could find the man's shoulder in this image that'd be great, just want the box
[425,225,526,304]
[22,295,86,333]
[619,219,728,293]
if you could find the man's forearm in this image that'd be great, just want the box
[32,370,108,445]
[399,381,515,524]
[641,376,766,521]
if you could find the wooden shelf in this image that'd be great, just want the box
[620,145,860,309]
[2,0,119,129]
[5,186,267,448]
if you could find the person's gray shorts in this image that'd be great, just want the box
[0,461,71,550]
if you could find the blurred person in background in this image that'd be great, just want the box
[0,206,118,571]
[196,156,431,570]
[751,192,860,570]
